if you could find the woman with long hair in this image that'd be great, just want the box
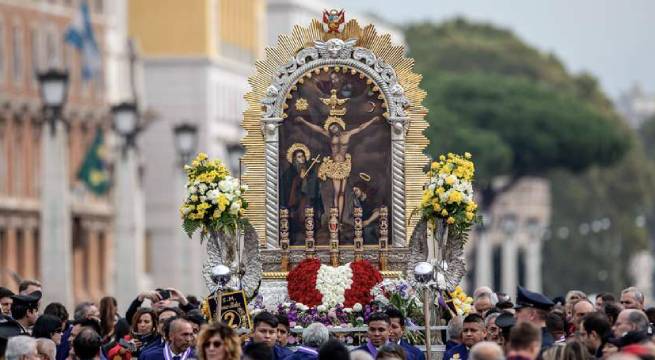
[129,308,158,356]
[196,322,241,360]
[100,296,119,342]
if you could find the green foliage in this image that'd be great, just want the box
[544,148,655,294]
[405,17,653,294]
[422,73,630,189]
[639,115,655,160]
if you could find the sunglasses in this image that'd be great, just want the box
[204,340,223,349]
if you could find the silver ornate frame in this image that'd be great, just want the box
[259,38,411,249]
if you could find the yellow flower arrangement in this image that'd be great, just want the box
[448,286,474,316]
[180,153,249,240]
[416,153,478,235]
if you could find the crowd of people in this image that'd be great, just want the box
[441,285,655,360]
[1,280,654,360]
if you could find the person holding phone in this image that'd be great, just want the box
[106,319,135,360]
[125,289,196,329]
[128,308,158,357]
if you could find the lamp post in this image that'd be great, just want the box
[37,70,69,134]
[37,68,73,309]
[500,213,518,299]
[173,123,198,166]
[172,123,198,294]
[111,102,139,156]
[111,101,146,312]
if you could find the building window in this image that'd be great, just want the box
[0,228,5,272]
[0,118,5,194]
[30,27,40,85]
[12,24,23,86]
[46,28,59,68]
[13,120,23,196]
[15,229,24,277]
[0,20,6,84]
[33,227,40,279]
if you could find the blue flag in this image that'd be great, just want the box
[65,1,101,80]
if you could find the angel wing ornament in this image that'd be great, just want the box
[314,38,358,59]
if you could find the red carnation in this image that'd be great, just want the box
[344,260,382,307]
[287,259,323,307]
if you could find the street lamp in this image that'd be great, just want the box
[173,123,198,166]
[111,102,139,156]
[37,69,69,134]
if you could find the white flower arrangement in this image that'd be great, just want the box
[180,153,249,240]
[315,263,354,308]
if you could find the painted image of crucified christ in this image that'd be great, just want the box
[294,115,381,223]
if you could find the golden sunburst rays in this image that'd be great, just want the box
[241,18,429,246]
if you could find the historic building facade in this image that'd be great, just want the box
[0,0,132,307]
[128,0,266,297]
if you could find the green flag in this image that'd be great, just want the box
[77,126,110,195]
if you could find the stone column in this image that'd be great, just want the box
[501,235,518,300]
[475,230,492,289]
[5,218,18,284]
[22,218,38,280]
[40,120,73,309]
[86,221,101,301]
[113,148,146,312]
[526,238,543,292]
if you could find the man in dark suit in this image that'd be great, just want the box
[352,312,391,358]
[140,317,195,360]
[443,314,487,360]
[385,308,425,360]
[242,312,293,360]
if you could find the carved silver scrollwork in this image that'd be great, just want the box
[261,40,410,121]
[202,224,262,299]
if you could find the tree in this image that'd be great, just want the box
[405,18,653,294]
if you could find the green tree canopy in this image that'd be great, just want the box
[405,17,653,294]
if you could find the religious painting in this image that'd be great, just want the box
[279,66,392,246]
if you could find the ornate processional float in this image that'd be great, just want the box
[180,10,479,351]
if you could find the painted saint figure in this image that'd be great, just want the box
[294,114,380,223]
[280,143,323,244]
[353,175,380,244]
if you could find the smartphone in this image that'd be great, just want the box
[118,338,137,352]
[156,288,171,300]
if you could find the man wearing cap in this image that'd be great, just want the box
[9,291,42,335]
[0,287,14,317]
[495,312,516,354]
[514,287,554,351]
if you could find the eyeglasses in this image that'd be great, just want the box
[204,340,223,349]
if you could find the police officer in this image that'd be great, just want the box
[514,286,555,350]
[9,291,42,335]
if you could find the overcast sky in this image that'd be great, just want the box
[331,0,655,98]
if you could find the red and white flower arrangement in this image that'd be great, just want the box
[287,259,382,308]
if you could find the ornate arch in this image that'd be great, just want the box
[242,19,429,249]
